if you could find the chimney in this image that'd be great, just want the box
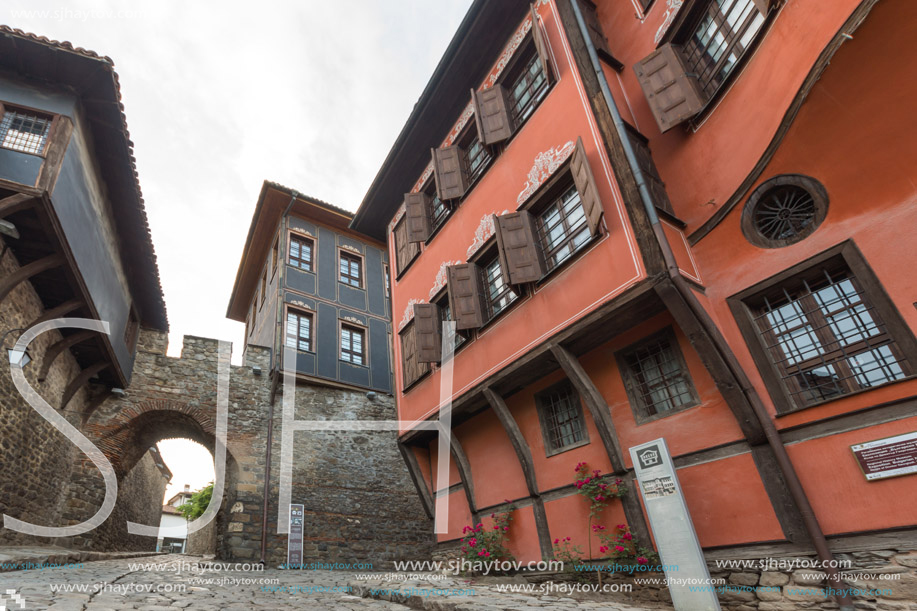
[184,484,190,493]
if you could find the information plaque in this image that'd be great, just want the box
[851,431,917,481]
[287,503,304,568]
[630,438,720,611]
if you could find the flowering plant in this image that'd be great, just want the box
[597,524,659,573]
[573,462,626,520]
[551,536,586,578]
[458,506,516,565]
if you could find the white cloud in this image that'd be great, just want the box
[5,0,471,363]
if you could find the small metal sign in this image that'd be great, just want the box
[287,504,304,568]
[631,438,720,611]
[851,431,917,481]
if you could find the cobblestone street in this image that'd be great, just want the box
[0,555,672,610]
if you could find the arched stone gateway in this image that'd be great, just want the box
[2,329,431,565]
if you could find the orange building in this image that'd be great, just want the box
[351,0,917,589]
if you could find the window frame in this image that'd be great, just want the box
[338,249,364,289]
[473,242,524,325]
[259,267,267,308]
[284,307,315,354]
[339,321,367,367]
[727,241,917,415]
[535,379,590,457]
[498,35,552,128]
[665,0,775,120]
[424,178,451,244]
[0,102,57,157]
[432,287,471,355]
[288,233,315,273]
[456,122,494,191]
[615,327,701,424]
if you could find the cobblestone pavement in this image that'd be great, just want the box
[0,555,672,610]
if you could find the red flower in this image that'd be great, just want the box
[468,538,477,547]
[616,524,627,530]
[623,533,632,541]
[615,545,625,552]
[553,538,560,544]
[484,552,491,557]
[503,527,509,531]
[637,557,648,565]
[593,469,601,477]
[599,546,609,553]
[594,494,606,502]
[564,537,571,542]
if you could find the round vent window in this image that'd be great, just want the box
[741,175,828,248]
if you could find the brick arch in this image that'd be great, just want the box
[83,399,231,478]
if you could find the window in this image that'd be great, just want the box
[536,184,591,272]
[616,328,700,422]
[247,304,254,337]
[428,182,450,234]
[481,252,518,321]
[436,293,467,352]
[340,324,365,365]
[0,107,51,155]
[289,235,314,271]
[458,126,492,186]
[634,0,772,132]
[271,239,279,275]
[339,251,363,288]
[729,243,917,413]
[285,310,313,352]
[682,0,766,100]
[742,174,828,249]
[536,380,588,456]
[383,264,390,298]
[400,321,430,388]
[260,269,267,305]
[393,217,420,276]
[504,42,549,124]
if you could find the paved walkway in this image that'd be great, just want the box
[0,554,673,610]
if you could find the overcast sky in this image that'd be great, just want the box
[5,0,472,501]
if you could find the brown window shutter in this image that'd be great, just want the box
[432,146,469,201]
[570,137,603,236]
[752,0,777,14]
[404,192,433,243]
[623,123,673,215]
[530,4,555,85]
[578,0,619,68]
[633,43,706,133]
[472,86,515,146]
[413,303,442,363]
[446,263,486,330]
[494,212,546,284]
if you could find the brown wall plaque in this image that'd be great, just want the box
[851,432,917,481]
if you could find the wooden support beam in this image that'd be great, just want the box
[60,361,110,410]
[653,280,766,444]
[398,441,434,519]
[38,330,96,382]
[0,193,37,219]
[750,444,809,544]
[0,254,63,303]
[549,342,625,473]
[484,386,555,559]
[549,342,652,547]
[483,387,539,495]
[28,299,83,328]
[449,433,477,519]
[36,116,73,192]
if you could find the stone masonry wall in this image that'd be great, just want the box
[0,239,96,548]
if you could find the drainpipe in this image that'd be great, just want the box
[259,192,299,565]
[568,3,854,609]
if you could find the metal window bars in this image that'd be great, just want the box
[624,336,696,415]
[537,186,590,271]
[509,51,549,123]
[681,0,765,100]
[754,267,908,407]
[482,256,517,320]
[542,385,586,451]
[0,110,51,154]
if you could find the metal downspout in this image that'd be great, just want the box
[567,2,853,609]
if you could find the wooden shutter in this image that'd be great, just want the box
[633,43,706,133]
[578,0,621,68]
[570,137,603,236]
[530,4,555,85]
[447,264,486,330]
[494,212,546,284]
[432,146,468,201]
[404,192,432,243]
[623,123,673,215]
[413,303,442,363]
[472,86,515,146]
